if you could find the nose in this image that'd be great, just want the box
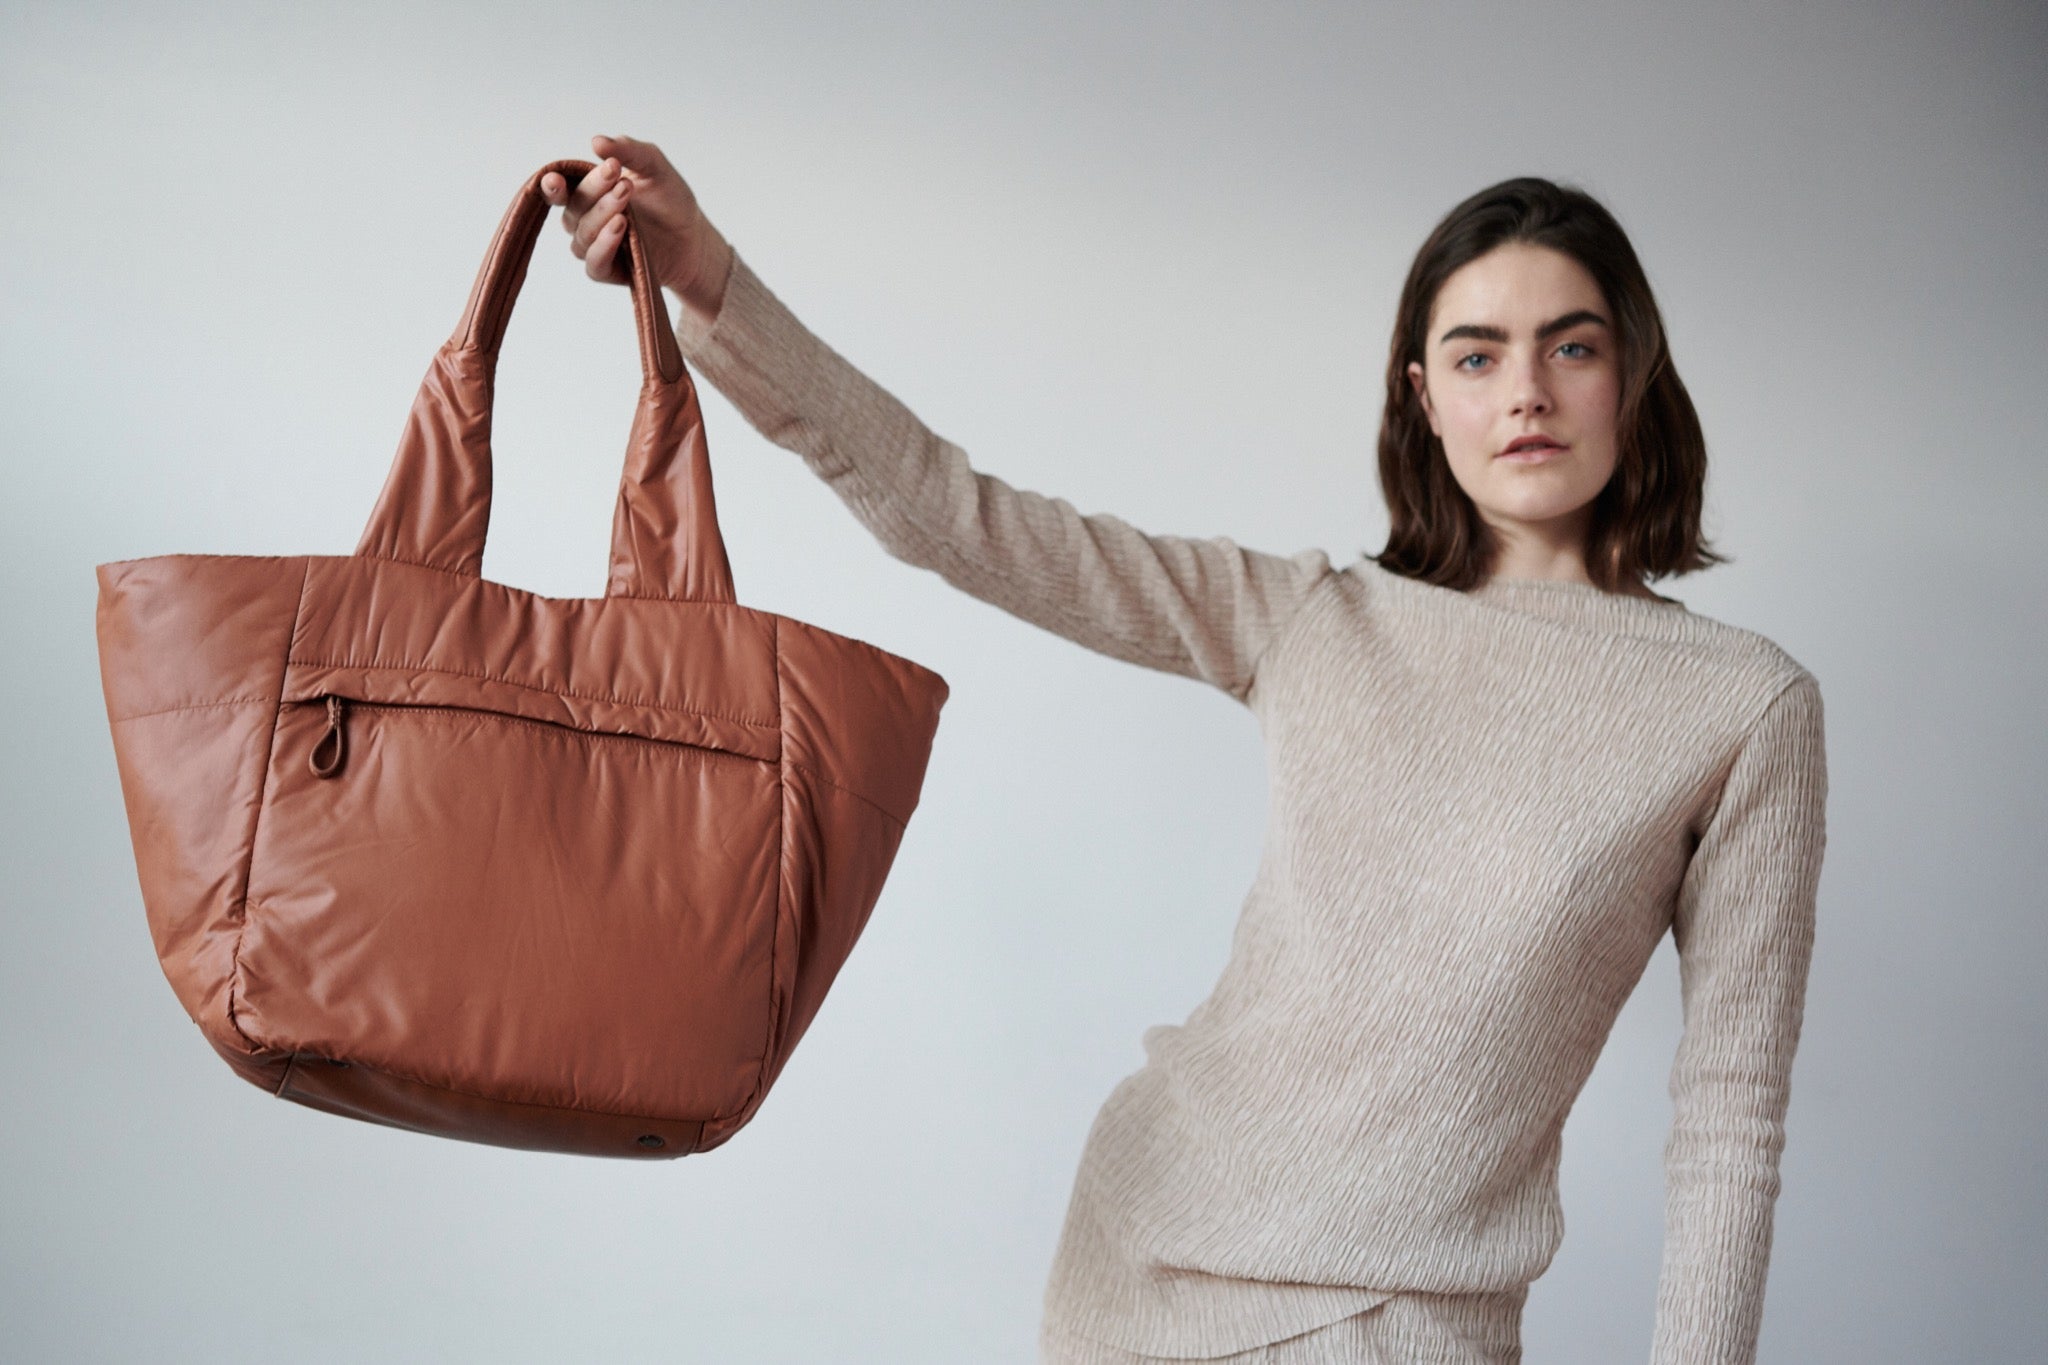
[1508,353,1552,417]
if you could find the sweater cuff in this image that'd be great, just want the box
[667,245,736,357]
[660,245,920,497]
[665,244,841,426]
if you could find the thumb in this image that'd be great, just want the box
[592,132,658,173]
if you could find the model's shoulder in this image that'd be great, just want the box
[1322,554,1410,603]
[1664,602,1821,695]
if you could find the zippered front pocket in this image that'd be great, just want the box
[236,689,784,1123]
[302,693,761,780]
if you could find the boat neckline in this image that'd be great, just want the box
[1475,575,1687,609]
[1356,558,1692,616]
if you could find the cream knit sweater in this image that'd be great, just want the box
[668,249,1829,1364]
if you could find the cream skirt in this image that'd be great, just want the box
[1038,1286,1528,1364]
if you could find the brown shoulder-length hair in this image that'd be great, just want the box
[1371,176,1727,592]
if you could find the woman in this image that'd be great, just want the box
[542,134,1827,1365]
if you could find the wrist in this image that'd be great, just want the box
[671,228,734,328]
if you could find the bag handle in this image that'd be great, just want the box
[354,157,736,604]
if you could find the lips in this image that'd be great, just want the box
[1499,435,1568,459]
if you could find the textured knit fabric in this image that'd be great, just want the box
[1042,1286,1527,1364]
[668,249,1829,1365]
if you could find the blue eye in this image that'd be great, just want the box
[1558,341,1593,358]
[1456,353,1488,371]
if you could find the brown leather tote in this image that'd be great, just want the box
[93,158,949,1159]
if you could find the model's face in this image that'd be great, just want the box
[1406,243,1622,563]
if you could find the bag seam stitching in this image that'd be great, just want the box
[227,557,312,1055]
[109,697,272,723]
[277,1045,712,1128]
[351,548,751,612]
[784,758,908,828]
[742,614,789,1130]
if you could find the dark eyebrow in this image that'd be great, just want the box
[1436,309,1610,346]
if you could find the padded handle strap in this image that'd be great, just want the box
[355,158,735,604]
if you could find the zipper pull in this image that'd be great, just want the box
[309,695,348,778]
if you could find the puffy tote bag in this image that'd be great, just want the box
[93,158,949,1159]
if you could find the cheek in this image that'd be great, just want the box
[1432,385,1494,444]
[1569,368,1622,429]
[1434,393,1501,477]
[1564,372,1624,488]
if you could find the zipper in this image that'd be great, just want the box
[310,696,347,778]
[304,693,749,779]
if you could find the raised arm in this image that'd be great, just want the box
[541,136,1330,699]
[667,243,1333,702]
[1652,672,1829,1363]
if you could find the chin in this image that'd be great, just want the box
[1476,491,1601,530]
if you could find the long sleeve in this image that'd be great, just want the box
[665,248,1333,703]
[1652,672,1830,1363]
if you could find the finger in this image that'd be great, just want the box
[594,133,638,162]
[541,161,607,210]
[550,161,608,239]
[593,132,660,173]
[572,176,634,256]
[539,166,605,205]
[587,211,630,282]
[555,155,621,235]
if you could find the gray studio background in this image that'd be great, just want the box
[4,2,2043,1361]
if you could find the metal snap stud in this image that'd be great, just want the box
[636,1134,665,1149]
